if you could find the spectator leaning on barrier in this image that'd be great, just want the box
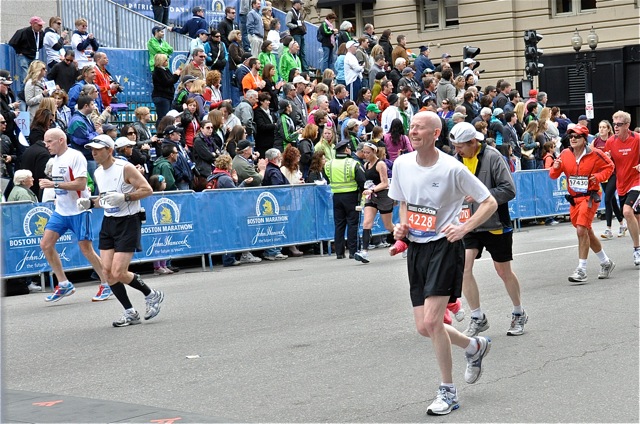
[43,16,69,70]
[148,26,174,72]
[8,16,45,83]
[47,50,78,94]
[169,5,208,39]
[71,18,100,69]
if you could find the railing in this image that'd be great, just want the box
[58,0,191,51]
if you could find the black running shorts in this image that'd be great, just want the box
[99,215,142,253]
[463,230,513,263]
[407,237,464,307]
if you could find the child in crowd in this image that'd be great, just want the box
[542,141,556,169]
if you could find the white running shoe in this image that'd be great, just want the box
[426,386,459,416]
[600,229,613,240]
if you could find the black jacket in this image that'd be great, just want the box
[19,140,50,201]
[152,67,180,100]
[217,18,238,46]
[47,61,79,93]
[192,132,220,177]
[378,35,393,65]
[254,107,277,156]
[262,162,289,186]
[206,40,227,71]
[9,26,44,59]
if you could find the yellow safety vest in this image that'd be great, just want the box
[325,157,358,193]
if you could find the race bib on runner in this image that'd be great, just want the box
[99,192,121,214]
[407,203,437,238]
[459,204,471,223]
[568,175,588,193]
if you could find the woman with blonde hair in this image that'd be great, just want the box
[513,101,526,139]
[24,60,49,120]
[539,107,559,140]
[152,53,181,120]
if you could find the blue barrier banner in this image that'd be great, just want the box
[1,203,84,277]
[136,191,204,261]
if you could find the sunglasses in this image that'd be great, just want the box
[213,35,220,37]
[127,131,136,135]
[613,122,628,127]
[198,55,206,58]
[55,21,62,25]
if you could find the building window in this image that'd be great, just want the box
[421,0,458,30]
[552,0,596,15]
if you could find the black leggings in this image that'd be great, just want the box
[602,174,623,227]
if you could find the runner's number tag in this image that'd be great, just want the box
[407,203,437,237]
[568,175,588,193]
[459,204,471,223]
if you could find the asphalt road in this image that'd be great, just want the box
[2,219,639,423]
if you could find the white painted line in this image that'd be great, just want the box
[513,245,578,257]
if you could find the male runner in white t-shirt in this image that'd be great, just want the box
[389,111,497,416]
[39,128,111,302]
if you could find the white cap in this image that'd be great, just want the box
[85,134,114,150]
[449,122,484,144]
[292,75,310,85]
[346,40,359,49]
[114,137,136,149]
[464,58,476,65]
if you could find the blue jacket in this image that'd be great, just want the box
[173,15,208,39]
[414,54,435,76]
[68,81,104,111]
[67,111,99,160]
[246,9,264,37]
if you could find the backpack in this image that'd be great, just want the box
[205,174,221,189]
[172,89,188,111]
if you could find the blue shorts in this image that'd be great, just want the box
[45,211,94,241]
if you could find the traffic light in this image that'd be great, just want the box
[524,30,544,78]
[463,45,481,69]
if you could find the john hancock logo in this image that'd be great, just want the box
[143,197,192,256]
[10,206,72,272]
[247,192,289,245]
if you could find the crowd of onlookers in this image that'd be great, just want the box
[3,3,639,238]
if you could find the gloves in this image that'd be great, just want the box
[77,198,92,211]
[102,192,126,207]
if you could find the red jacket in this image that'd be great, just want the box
[549,146,614,197]
[94,66,117,107]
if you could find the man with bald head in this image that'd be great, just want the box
[388,111,498,416]
[39,128,111,303]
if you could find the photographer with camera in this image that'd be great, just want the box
[93,52,120,107]
[71,18,99,69]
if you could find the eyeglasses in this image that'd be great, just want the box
[198,55,206,58]
[568,134,584,139]
[613,122,628,127]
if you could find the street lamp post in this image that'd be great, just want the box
[572,27,599,120]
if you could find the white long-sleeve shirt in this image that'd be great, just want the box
[344,52,363,85]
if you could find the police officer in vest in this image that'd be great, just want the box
[325,138,366,259]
